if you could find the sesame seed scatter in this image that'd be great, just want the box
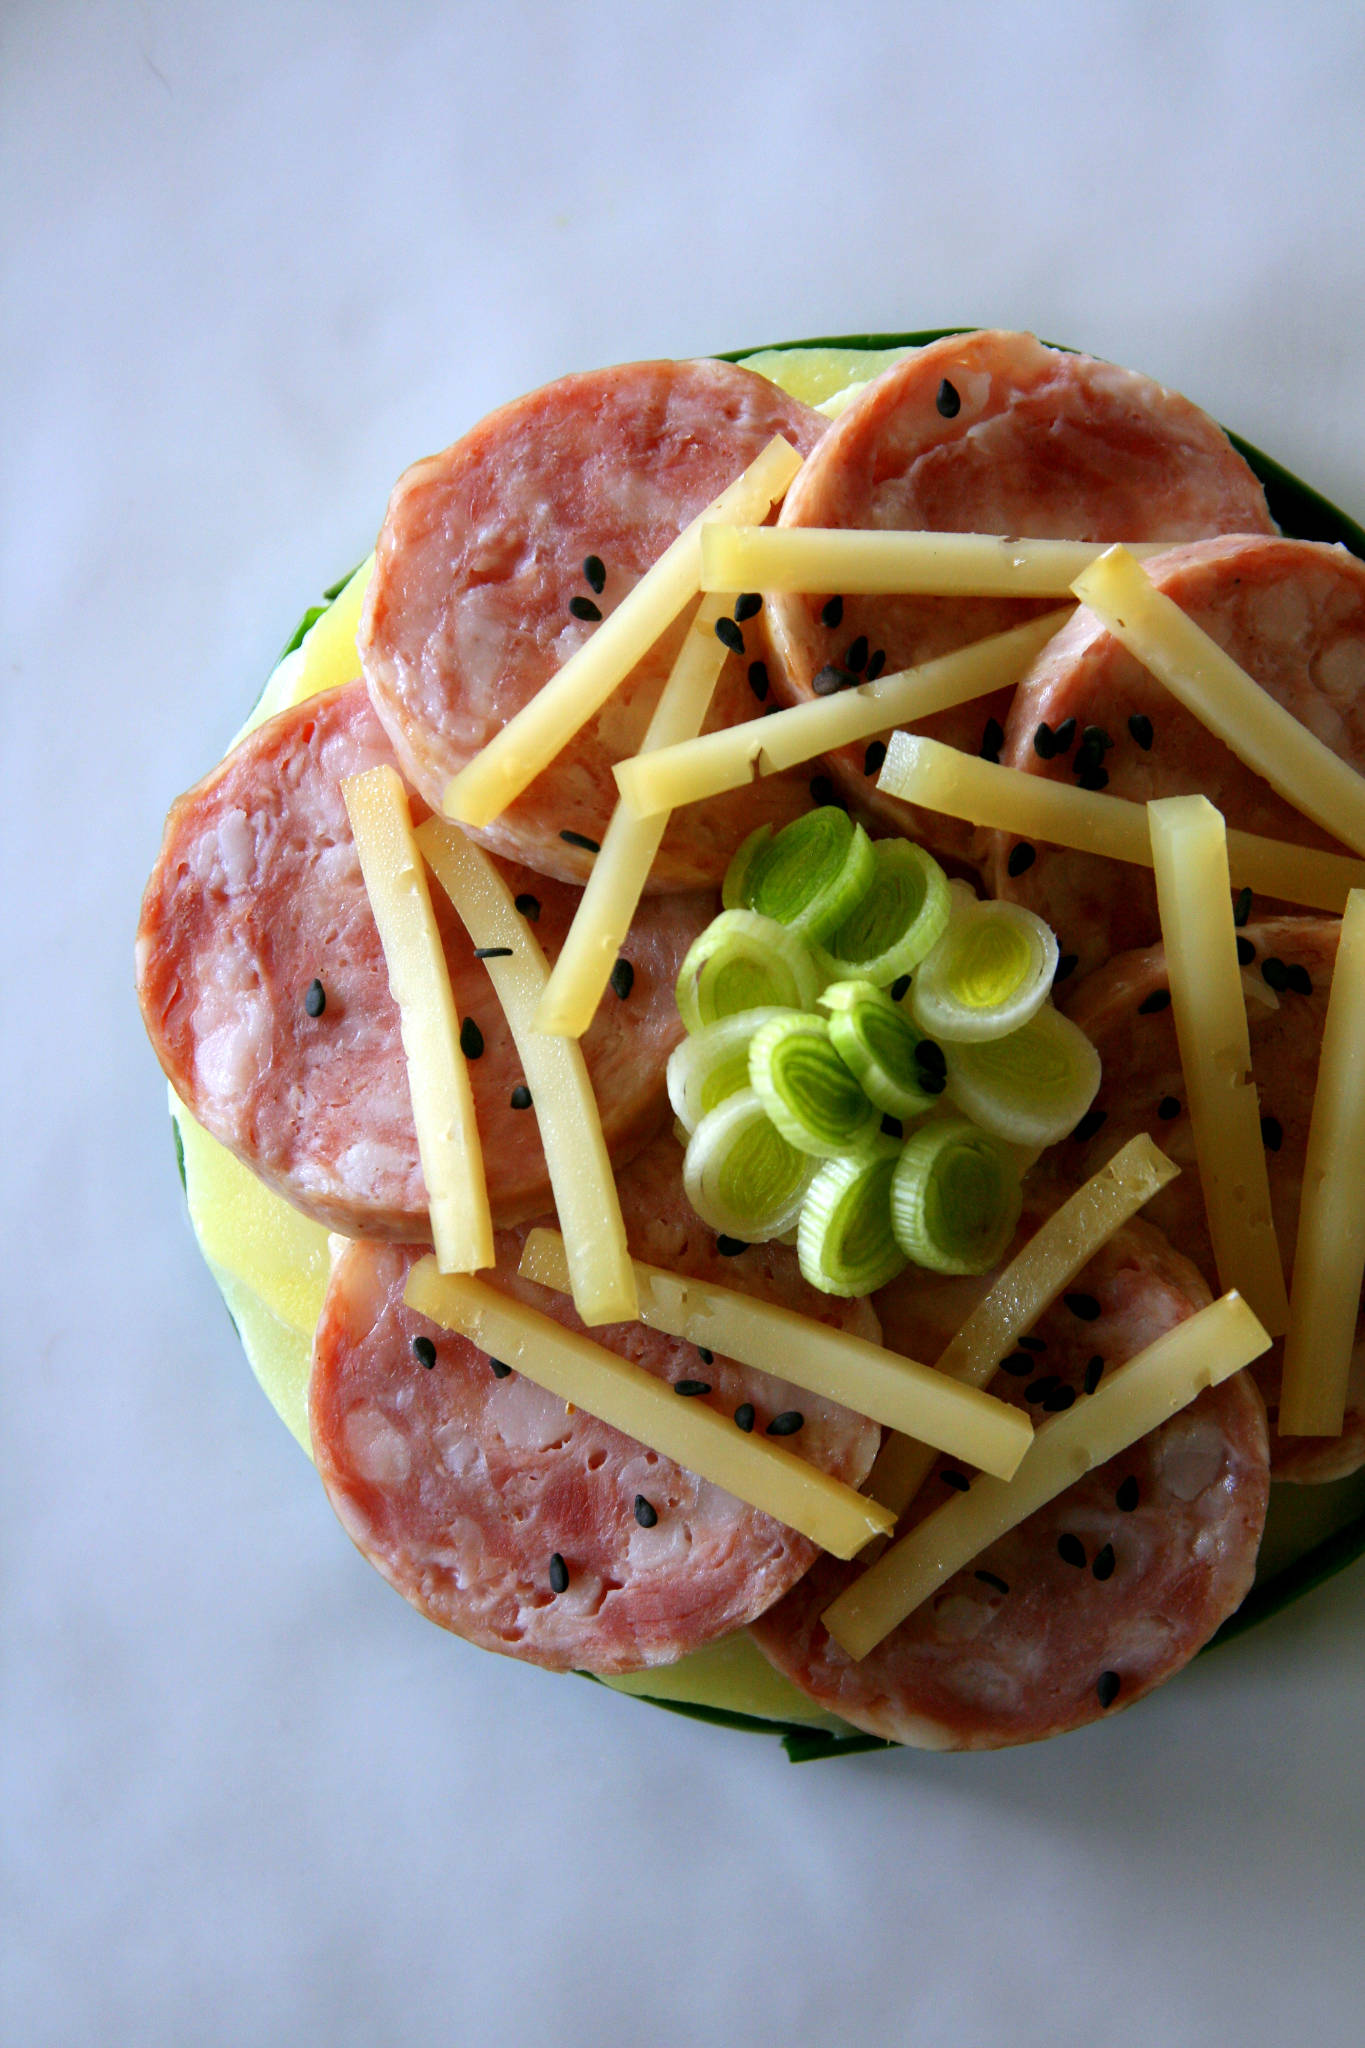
[734,592,762,622]
[609,958,635,1001]
[880,1113,905,1139]
[863,739,887,778]
[1072,1107,1107,1142]
[1053,952,1079,984]
[808,774,836,807]
[844,634,870,672]
[1083,1355,1105,1394]
[942,1469,971,1492]
[733,1403,756,1432]
[1127,711,1155,750]
[459,1017,484,1060]
[1007,842,1036,877]
[1157,1095,1181,1120]
[558,828,600,853]
[674,1378,712,1397]
[1057,1532,1087,1568]
[514,892,541,922]
[864,649,887,681]
[980,716,1005,762]
[1116,1475,1140,1512]
[582,554,606,594]
[1261,956,1290,992]
[1016,1333,1047,1352]
[1233,887,1253,927]
[1026,1376,1061,1404]
[1092,1542,1117,1581]
[766,1411,805,1437]
[633,1496,658,1528]
[715,1235,748,1257]
[1137,987,1171,1014]
[548,1553,569,1595]
[820,594,844,630]
[473,946,513,960]
[509,1084,533,1110]
[1043,1384,1077,1412]
[411,1335,437,1370]
[569,594,602,623]
[747,659,769,701]
[715,616,745,656]
[1000,1351,1035,1377]
[488,1357,512,1379]
[812,663,856,697]
[304,978,326,1017]
[889,973,912,1003]
[1064,1292,1102,1321]
[1096,1671,1122,1709]
[1285,962,1313,995]
[696,1347,714,1365]
[935,377,962,418]
[975,1570,1010,1594]
[1261,1115,1283,1151]
[1236,935,1256,965]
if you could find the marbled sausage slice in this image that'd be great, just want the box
[308,1135,882,1673]
[359,359,828,890]
[136,684,712,1238]
[749,1209,1269,1748]
[761,331,1273,865]
[990,535,1365,983]
[1065,918,1365,1482]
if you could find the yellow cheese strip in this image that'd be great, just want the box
[821,1290,1271,1659]
[700,526,1169,597]
[414,817,637,1325]
[535,596,732,1037]
[877,732,1365,913]
[866,1135,1181,1523]
[1148,795,1289,1335]
[1074,545,1365,858]
[518,1227,1034,1480]
[442,436,802,829]
[1279,888,1365,1435]
[613,611,1067,819]
[404,1261,894,1557]
[342,766,494,1275]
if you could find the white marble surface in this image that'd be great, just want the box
[6,4,1365,2042]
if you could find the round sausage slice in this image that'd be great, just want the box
[359,359,829,890]
[308,1134,882,1673]
[761,331,1273,865]
[1065,917,1365,1482]
[136,683,711,1238]
[989,535,1365,984]
[749,1206,1269,1748]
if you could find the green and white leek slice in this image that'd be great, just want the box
[721,825,772,911]
[729,805,876,941]
[798,1142,907,1297]
[891,1118,1023,1275]
[815,838,951,987]
[675,910,820,1032]
[943,1004,1102,1149]
[819,980,943,1118]
[747,1013,880,1159]
[667,1006,790,1135]
[910,898,1058,1043]
[683,1088,815,1240]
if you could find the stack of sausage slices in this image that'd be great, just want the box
[138,332,1365,1752]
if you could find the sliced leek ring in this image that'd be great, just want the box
[730,805,876,941]
[891,1118,1023,1275]
[666,1006,791,1135]
[675,910,820,1032]
[819,979,944,1118]
[682,1088,816,1240]
[798,1142,907,1297]
[910,898,1058,1043]
[748,1013,880,1159]
[943,1004,1102,1149]
[815,838,951,987]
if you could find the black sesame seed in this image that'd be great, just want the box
[548,1553,569,1595]
[734,592,762,622]
[716,1235,748,1257]
[913,1038,947,1076]
[697,1347,714,1365]
[1007,842,1036,877]
[1073,740,1104,779]
[1077,768,1110,791]
[1285,962,1313,995]
[1233,886,1253,927]
[880,1113,904,1139]
[1084,1355,1104,1395]
[489,1357,512,1379]
[808,774,837,807]
[474,946,513,959]
[734,1402,755,1432]
[889,973,912,1003]
[1072,1107,1107,1142]
[819,595,844,630]
[1092,1542,1117,1581]
[559,828,600,853]
[1116,1475,1140,1512]
[935,377,961,418]
[1138,987,1171,1014]
[674,1378,711,1398]
[1261,956,1290,992]
[509,1084,533,1110]
[980,716,1006,762]
[844,634,870,673]
[1082,724,1114,754]
[515,892,541,922]
[1052,718,1076,751]
[864,649,887,681]
[1000,1352,1034,1378]
[1043,1384,1076,1413]
[1261,1114,1284,1152]
[1236,935,1256,966]
[747,659,770,702]
[460,1017,485,1059]
[812,663,856,696]
[1127,712,1154,750]
[1064,1291,1102,1322]
[609,958,635,1001]
[975,1569,1010,1594]
[569,595,602,623]
[1025,1377,1061,1404]
[304,978,326,1018]
[942,1469,970,1492]
[766,1411,805,1437]
[583,554,606,594]
[633,1495,658,1528]
[1157,1095,1181,1120]
[1053,952,1079,985]
[1096,1670,1121,1709]
[863,739,887,778]
[1016,1333,1047,1352]
[411,1335,437,1369]
[715,616,745,656]
[1032,721,1059,760]
[1057,1532,1087,1568]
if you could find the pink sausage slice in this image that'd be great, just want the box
[761,331,1273,866]
[750,1207,1269,1748]
[308,1134,882,1673]
[1065,918,1365,1483]
[990,535,1365,984]
[359,359,829,890]
[137,684,711,1238]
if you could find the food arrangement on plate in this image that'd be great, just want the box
[136,329,1365,1758]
